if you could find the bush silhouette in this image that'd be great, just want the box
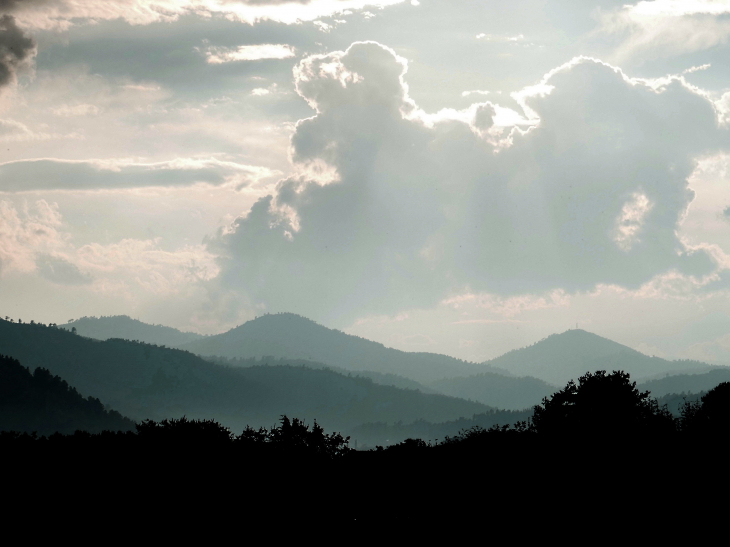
[135,416,233,445]
[531,370,674,436]
[237,416,350,457]
[681,381,730,434]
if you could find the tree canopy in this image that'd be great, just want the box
[531,370,675,436]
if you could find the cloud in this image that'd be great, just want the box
[204,44,297,64]
[0,118,57,141]
[0,14,35,90]
[36,253,92,285]
[0,157,279,192]
[75,238,219,296]
[6,0,407,30]
[0,199,66,273]
[210,41,726,325]
[50,103,100,117]
[476,33,525,42]
[598,0,730,62]
[0,199,219,299]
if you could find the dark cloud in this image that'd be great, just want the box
[0,13,35,88]
[723,206,730,219]
[213,42,726,325]
[36,253,92,285]
[0,0,53,12]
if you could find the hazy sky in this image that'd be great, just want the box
[2,0,730,363]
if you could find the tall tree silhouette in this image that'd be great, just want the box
[681,381,730,434]
[531,370,674,436]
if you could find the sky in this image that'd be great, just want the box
[2,0,730,364]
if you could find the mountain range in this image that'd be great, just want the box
[66,313,500,383]
[62,313,728,407]
[0,319,491,440]
[4,314,730,442]
[482,329,718,386]
[65,316,205,347]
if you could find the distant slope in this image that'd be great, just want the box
[62,315,205,347]
[428,372,555,410]
[0,354,135,435]
[208,355,437,393]
[0,319,489,439]
[179,313,496,383]
[483,329,717,386]
[639,368,730,398]
[655,392,703,417]
[351,408,534,447]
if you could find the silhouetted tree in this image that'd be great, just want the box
[681,382,730,434]
[531,370,675,436]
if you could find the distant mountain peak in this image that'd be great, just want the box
[62,315,205,347]
[484,328,708,386]
[179,312,488,383]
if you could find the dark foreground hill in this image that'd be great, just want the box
[0,355,134,435]
[0,319,489,441]
[484,329,717,385]
[62,315,205,347]
[178,312,497,383]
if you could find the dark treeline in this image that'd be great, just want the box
[4,369,728,523]
[5,370,728,447]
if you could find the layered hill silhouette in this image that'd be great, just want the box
[428,372,555,410]
[638,368,730,398]
[177,313,498,383]
[63,315,205,347]
[0,354,134,435]
[208,355,438,393]
[483,329,719,386]
[55,313,727,408]
[0,319,489,442]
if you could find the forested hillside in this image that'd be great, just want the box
[178,313,496,383]
[428,372,554,410]
[63,315,205,347]
[0,355,134,435]
[0,319,489,442]
[639,368,730,398]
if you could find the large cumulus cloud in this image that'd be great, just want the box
[212,41,726,324]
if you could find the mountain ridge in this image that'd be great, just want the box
[178,312,503,383]
[0,319,491,442]
[62,315,205,347]
[484,329,720,385]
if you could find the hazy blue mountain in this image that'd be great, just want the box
[655,391,703,417]
[483,329,717,386]
[0,319,489,441]
[62,315,205,347]
[208,355,437,393]
[428,372,555,410]
[639,368,730,398]
[0,354,135,435]
[351,408,533,447]
[178,313,499,383]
